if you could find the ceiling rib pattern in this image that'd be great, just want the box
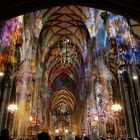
[40,6,91,57]
[50,88,76,114]
[39,6,93,114]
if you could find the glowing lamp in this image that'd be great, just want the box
[7,104,18,113]
[111,104,122,112]
[0,72,4,76]
[133,75,138,80]
[29,116,33,122]
[55,129,59,134]
[64,128,69,134]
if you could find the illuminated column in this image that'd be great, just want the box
[89,73,96,108]
[13,60,31,137]
[111,104,122,138]
[7,104,18,135]
[0,74,12,132]
[98,114,106,138]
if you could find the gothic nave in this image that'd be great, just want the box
[0,5,140,140]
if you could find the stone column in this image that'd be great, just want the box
[128,65,140,137]
[0,76,11,132]
[114,111,122,138]
[120,72,135,138]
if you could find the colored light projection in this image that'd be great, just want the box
[0,16,23,47]
[84,8,96,38]
[0,16,23,73]
[39,6,94,96]
[90,13,140,136]
[93,11,108,61]
[95,16,107,49]
[0,6,140,137]
[108,13,140,67]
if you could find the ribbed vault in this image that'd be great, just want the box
[50,88,76,114]
[39,6,92,94]
[39,6,92,64]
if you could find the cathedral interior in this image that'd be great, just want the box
[0,2,140,140]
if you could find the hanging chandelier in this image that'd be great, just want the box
[57,11,78,66]
[58,39,78,66]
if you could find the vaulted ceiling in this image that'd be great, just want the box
[38,6,92,114]
[1,0,140,118]
[39,6,92,92]
[50,88,76,114]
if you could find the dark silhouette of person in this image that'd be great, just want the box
[128,138,133,140]
[84,136,90,140]
[0,129,11,140]
[55,136,60,140]
[75,135,81,140]
[37,132,50,140]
